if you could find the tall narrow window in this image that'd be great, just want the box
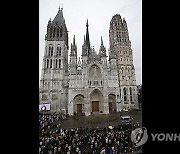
[59,59,61,68]
[56,45,61,56]
[44,82,47,89]
[50,59,52,68]
[48,47,51,56]
[57,27,59,37]
[55,59,58,68]
[46,59,49,68]
[130,87,132,101]
[48,82,50,89]
[60,27,63,37]
[124,87,127,101]
[123,87,126,95]
[124,96,127,101]
[50,47,53,56]
[129,87,132,95]
[50,26,53,38]
[53,26,56,37]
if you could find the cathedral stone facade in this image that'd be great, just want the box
[39,7,139,116]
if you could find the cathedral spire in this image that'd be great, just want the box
[46,7,68,49]
[99,36,106,57]
[122,18,128,30]
[101,36,103,45]
[73,35,76,46]
[82,20,91,57]
[85,19,90,50]
[70,35,77,56]
[77,57,81,66]
[53,7,65,23]
[84,35,86,42]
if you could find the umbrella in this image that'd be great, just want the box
[108,125,113,129]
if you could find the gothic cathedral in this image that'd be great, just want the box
[39,7,139,116]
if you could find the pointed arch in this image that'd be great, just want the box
[90,89,103,113]
[108,94,117,112]
[73,94,84,115]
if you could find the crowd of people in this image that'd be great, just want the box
[39,112,142,154]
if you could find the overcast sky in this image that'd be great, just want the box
[39,0,142,85]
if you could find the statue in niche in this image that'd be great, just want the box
[52,94,58,100]
[42,94,48,100]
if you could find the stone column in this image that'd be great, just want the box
[84,98,91,116]
[68,100,74,115]
[103,96,109,114]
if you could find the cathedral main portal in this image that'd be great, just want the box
[90,89,103,114]
[73,94,84,115]
[77,104,83,114]
[92,101,99,112]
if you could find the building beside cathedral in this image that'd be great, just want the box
[39,7,139,116]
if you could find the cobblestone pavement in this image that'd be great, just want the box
[59,109,142,129]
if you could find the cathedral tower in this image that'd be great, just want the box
[39,7,69,112]
[109,14,138,109]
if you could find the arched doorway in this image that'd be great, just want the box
[73,94,84,115]
[108,94,117,113]
[90,89,103,113]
